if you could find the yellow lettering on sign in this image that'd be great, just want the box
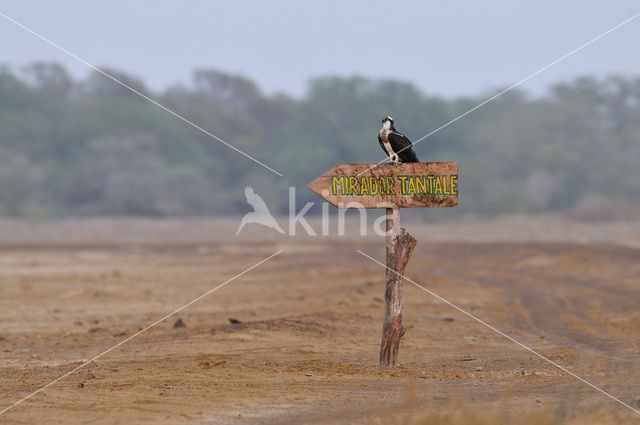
[386,177,396,195]
[359,176,369,195]
[416,176,427,194]
[407,177,417,195]
[368,176,379,195]
[442,175,450,195]
[433,176,443,195]
[331,176,346,195]
[348,176,358,195]
[397,176,408,195]
[426,175,436,194]
[331,174,456,197]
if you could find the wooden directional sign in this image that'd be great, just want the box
[307,162,458,209]
[308,160,459,367]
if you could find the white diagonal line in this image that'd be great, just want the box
[0,11,283,177]
[0,250,282,416]
[356,249,640,415]
[358,10,640,177]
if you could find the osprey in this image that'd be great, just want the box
[378,116,419,163]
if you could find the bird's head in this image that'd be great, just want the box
[381,116,394,129]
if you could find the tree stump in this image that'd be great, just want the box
[379,208,417,367]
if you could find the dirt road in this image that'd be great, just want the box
[0,218,639,424]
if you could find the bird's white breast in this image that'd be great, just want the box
[380,129,395,155]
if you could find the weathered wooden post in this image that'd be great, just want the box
[308,162,458,367]
[380,207,416,366]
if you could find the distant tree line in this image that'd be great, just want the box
[0,62,638,217]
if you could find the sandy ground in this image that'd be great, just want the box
[0,217,639,424]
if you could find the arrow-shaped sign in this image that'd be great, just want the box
[307,162,458,209]
[307,160,459,367]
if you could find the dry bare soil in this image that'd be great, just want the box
[0,217,639,424]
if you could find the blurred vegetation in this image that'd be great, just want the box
[1,62,639,217]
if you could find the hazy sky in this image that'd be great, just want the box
[1,1,639,98]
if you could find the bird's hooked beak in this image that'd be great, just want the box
[382,116,393,124]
